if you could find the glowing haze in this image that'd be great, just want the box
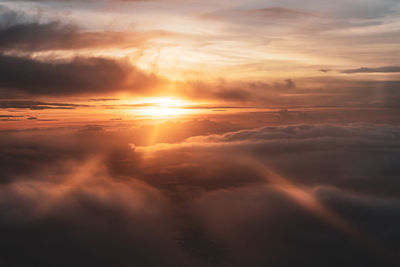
[0,0,400,266]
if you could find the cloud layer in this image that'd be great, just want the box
[1,122,399,266]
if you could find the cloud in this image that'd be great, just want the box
[342,66,400,74]
[192,185,400,266]
[180,78,400,109]
[0,21,174,52]
[1,123,400,266]
[202,7,316,22]
[0,160,187,267]
[89,98,120,102]
[137,123,400,197]
[243,7,316,19]
[136,123,400,265]
[181,79,296,103]
[0,122,400,266]
[0,54,160,96]
[320,68,332,73]
[0,100,90,110]
[285,78,295,88]
[0,114,23,117]
[0,7,162,97]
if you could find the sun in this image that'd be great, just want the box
[133,97,192,117]
[141,106,186,117]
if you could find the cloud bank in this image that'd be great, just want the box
[0,123,399,266]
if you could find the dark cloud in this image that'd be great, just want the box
[285,78,295,88]
[0,6,26,27]
[0,100,89,110]
[0,118,19,121]
[0,168,186,267]
[0,114,23,117]
[320,68,332,73]
[0,22,79,51]
[192,185,400,267]
[342,66,400,74]
[89,98,120,102]
[182,79,293,103]
[181,78,400,109]
[0,21,173,52]
[0,5,179,53]
[0,54,160,96]
[0,7,164,96]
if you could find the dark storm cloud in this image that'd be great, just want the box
[0,54,160,96]
[342,66,400,74]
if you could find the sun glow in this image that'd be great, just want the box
[141,106,186,117]
[145,97,185,107]
[134,97,193,117]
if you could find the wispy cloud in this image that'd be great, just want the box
[342,66,400,74]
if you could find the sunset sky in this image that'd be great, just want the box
[1,0,400,266]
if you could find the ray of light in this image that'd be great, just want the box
[247,158,389,258]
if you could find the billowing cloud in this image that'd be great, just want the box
[137,123,400,197]
[1,122,400,266]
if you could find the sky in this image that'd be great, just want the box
[0,0,400,266]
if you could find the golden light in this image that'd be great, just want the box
[145,97,185,107]
[141,106,186,117]
[133,97,194,117]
